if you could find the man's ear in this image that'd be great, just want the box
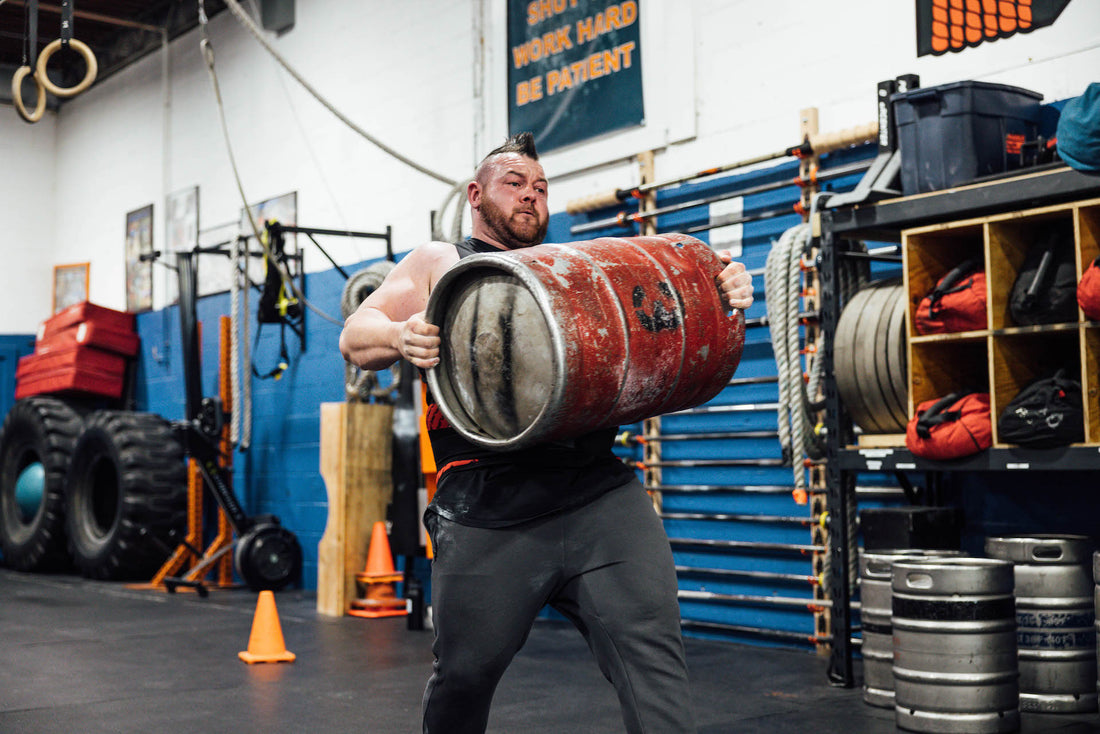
[467,180,481,210]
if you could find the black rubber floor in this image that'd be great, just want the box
[1,568,1097,733]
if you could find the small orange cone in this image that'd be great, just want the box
[348,521,407,619]
[238,590,297,664]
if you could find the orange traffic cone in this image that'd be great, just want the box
[238,590,297,664]
[348,521,408,619]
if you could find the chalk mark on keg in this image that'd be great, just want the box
[632,282,680,333]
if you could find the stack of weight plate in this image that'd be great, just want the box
[835,279,908,434]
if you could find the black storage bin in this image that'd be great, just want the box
[892,80,1043,195]
[860,507,962,551]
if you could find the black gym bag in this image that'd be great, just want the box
[997,369,1084,448]
[1009,220,1077,326]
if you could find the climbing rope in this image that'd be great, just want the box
[198,0,342,327]
[220,0,457,188]
[230,232,241,445]
[765,223,813,493]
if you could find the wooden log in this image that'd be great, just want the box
[317,402,394,617]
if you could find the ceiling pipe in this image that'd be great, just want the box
[4,0,163,32]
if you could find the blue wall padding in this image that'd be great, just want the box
[134,260,384,590]
[0,334,35,422]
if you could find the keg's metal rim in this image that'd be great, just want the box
[859,549,963,578]
[985,534,1096,564]
[424,251,566,451]
[892,556,1014,592]
[892,556,1010,570]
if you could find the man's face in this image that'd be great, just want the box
[471,153,549,249]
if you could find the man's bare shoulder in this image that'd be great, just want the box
[397,240,460,280]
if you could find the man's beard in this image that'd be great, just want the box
[478,195,547,249]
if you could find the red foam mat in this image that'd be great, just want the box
[15,364,125,400]
[17,345,127,380]
[36,322,140,357]
[39,302,134,341]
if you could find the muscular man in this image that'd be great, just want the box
[340,132,753,733]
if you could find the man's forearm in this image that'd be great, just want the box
[339,314,403,371]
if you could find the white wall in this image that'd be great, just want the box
[1,0,1097,332]
[0,112,57,333]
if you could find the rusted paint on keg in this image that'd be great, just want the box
[425,234,745,450]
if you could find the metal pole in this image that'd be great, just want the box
[570,160,871,235]
[669,538,823,554]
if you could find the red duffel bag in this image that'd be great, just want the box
[906,391,992,460]
[1078,256,1100,321]
[914,258,987,335]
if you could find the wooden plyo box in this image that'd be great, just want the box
[317,402,394,617]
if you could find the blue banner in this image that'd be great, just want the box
[508,0,644,152]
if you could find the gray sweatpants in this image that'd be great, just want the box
[422,478,696,733]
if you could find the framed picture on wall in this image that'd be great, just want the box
[164,186,199,307]
[53,262,89,314]
[125,204,154,312]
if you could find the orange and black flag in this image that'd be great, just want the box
[916,0,1074,56]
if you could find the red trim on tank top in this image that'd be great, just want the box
[437,458,480,479]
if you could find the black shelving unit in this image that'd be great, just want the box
[817,165,1100,686]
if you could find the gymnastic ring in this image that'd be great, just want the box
[11,66,46,123]
[35,38,98,98]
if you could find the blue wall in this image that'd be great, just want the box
[134,261,383,591]
[0,334,36,422]
[555,145,890,647]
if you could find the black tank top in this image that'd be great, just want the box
[424,237,636,528]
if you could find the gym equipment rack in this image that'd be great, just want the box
[816,163,1100,686]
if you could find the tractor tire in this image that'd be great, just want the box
[0,397,83,571]
[64,411,187,580]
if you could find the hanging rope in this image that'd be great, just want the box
[765,223,815,493]
[219,0,456,187]
[765,227,794,466]
[197,0,342,327]
[228,232,252,449]
[240,234,253,449]
[230,231,241,446]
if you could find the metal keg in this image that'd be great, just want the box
[892,557,1019,734]
[1095,551,1100,700]
[425,234,745,450]
[985,535,1098,713]
[858,549,962,709]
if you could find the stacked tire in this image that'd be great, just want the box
[0,397,83,571]
[0,399,186,580]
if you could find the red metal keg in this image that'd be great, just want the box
[424,233,745,450]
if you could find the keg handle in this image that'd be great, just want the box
[905,573,933,589]
[867,559,892,576]
[1031,544,1064,561]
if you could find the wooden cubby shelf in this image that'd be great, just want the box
[902,197,1100,449]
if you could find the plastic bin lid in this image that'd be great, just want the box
[891,79,1043,104]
